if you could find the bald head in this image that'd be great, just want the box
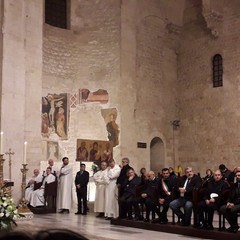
[148,171,155,181]
[213,169,223,182]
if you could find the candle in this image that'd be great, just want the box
[23,141,27,164]
[0,132,3,154]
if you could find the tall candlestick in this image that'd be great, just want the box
[0,132,3,154]
[23,141,27,164]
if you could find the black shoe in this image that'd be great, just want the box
[206,224,214,230]
[82,212,87,215]
[58,209,65,214]
[143,218,150,223]
[151,218,160,223]
[227,226,239,233]
[196,223,207,229]
[161,218,168,224]
[232,226,239,233]
[135,216,143,221]
[75,212,81,215]
[181,221,190,227]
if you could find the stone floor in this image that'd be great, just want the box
[14,210,208,240]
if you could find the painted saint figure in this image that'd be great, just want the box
[106,113,119,147]
[56,107,67,138]
[77,141,88,161]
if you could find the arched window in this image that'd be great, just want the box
[45,0,69,29]
[212,54,223,88]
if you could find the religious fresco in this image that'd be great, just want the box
[101,108,120,147]
[41,93,69,140]
[79,89,109,104]
[46,141,59,162]
[76,139,113,166]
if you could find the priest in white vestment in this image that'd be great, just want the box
[93,161,108,217]
[25,169,43,202]
[30,167,56,207]
[104,159,121,219]
[57,157,73,214]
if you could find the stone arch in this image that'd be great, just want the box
[150,137,165,176]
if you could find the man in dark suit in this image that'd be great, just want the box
[156,168,174,224]
[169,167,202,226]
[75,163,89,215]
[118,168,141,220]
[197,169,229,230]
[220,170,240,233]
[140,171,159,222]
[117,157,132,188]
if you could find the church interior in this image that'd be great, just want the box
[0,0,240,239]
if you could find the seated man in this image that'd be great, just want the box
[140,171,159,222]
[197,169,229,230]
[169,167,202,226]
[25,169,43,202]
[30,167,56,207]
[220,170,240,233]
[156,168,174,224]
[118,168,141,220]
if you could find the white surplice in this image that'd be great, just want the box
[104,164,121,218]
[25,174,43,202]
[30,173,56,207]
[93,169,108,213]
[57,164,73,210]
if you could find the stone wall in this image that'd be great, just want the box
[178,0,240,174]
[42,0,121,167]
[42,0,185,173]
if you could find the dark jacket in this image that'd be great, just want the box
[141,177,159,198]
[176,174,202,201]
[75,170,89,193]
[227,182,240,205]
[158,177,174,199]
[122,175,141,199]
[203,179,229,202]
[116,164,132,186]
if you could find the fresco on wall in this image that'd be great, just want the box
[79,89,109,104]
[76,139,113,166]
[101,108,120,147]
[42,93,69,140]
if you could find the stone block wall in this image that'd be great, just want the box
[178,0,240,174]
[42,0,121,166]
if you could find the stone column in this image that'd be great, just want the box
[0,0,43,201]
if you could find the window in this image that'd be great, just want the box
[212,54,223,88]
[45,0,68,29]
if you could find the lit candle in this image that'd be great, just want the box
[0,132,3,154]
[23,141,27,164]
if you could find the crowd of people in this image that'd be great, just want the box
[25,158,89,216]
[25,157,240,234]
[93,159,240,234]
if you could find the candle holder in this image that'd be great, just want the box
[0,154,5,188]
[18,164,31,213]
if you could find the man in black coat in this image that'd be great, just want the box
[140,171,159,222]
[197,169,229,230]
[118,168,141,220]
[75,163,89,215]
[156,168,174,223]
[220,170,240,233]
[169,167,202,226]
[117,157,132,188]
